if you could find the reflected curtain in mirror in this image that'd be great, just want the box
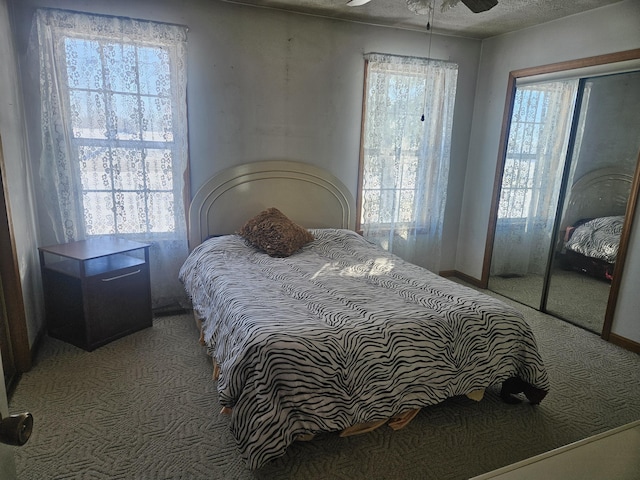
[491,80,578,278]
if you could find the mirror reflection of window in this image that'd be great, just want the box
[490,80,578,308]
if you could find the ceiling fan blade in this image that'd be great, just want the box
[461,0,498,13]
[346,0,372,6]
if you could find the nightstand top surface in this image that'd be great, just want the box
[39,237,150,261]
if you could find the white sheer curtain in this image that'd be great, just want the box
[491,80,579,276]
[32,9,189,309]
[360,53,458,273]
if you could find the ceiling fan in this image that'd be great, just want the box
[346,0,498,14]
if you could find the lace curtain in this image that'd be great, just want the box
[491,80,579,276]
[360,53,458,273]
[32,9,189,309]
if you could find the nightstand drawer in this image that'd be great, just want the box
[85,263,151,348]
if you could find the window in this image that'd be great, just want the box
[498,82,578,221]
[361,73,429,228]
[499,88,552,220]
[358,53,458,271]
[498,88,548,220]
[65,37,181,235]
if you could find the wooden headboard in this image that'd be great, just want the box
[188,160,356,249]
[561,167,633,230]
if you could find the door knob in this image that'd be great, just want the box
[0,412,33,446]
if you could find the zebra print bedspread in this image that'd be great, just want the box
[179,229,549,469]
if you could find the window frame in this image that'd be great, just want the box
[60,33,184,238]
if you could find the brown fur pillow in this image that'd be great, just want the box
[237,207,314,257]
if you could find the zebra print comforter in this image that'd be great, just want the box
[179,229,549,469]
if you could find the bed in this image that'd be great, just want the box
[180,160,550,469]
[557,168,633,281]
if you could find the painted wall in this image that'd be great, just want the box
[457,0,640,342]
[11,0,480,274]
[8,0,480,344]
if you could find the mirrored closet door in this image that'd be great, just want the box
[484,51,640,336]
[488,79,578,311]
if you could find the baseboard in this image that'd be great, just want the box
[608,333,640,354]
[153,305,191,317]
[451,270,484,288]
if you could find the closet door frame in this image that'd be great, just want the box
[481,48,640,346]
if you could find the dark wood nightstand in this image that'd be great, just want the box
[38,237,152,351]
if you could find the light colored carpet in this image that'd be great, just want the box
[9,296,640,479]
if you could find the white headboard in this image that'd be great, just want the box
[188,160,356,249]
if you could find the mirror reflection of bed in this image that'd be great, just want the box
[546,171,631,333]
[488,68,640,335]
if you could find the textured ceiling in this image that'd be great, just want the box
[221,0,624,38]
